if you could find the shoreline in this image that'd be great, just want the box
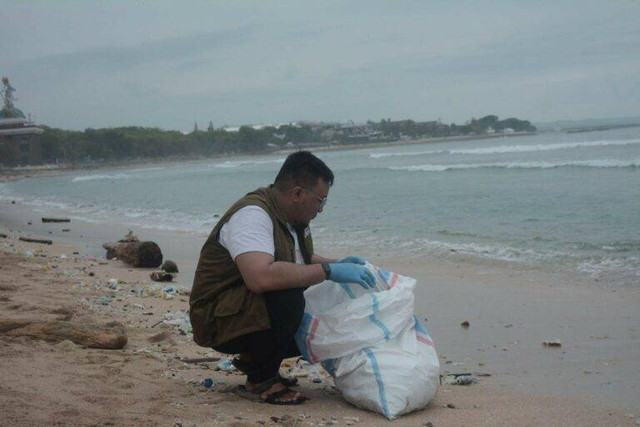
[0,131,537,183]
[1,202,639,425]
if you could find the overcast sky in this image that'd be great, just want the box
[2,1,639,131]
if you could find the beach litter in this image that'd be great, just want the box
[215,358,236,371]
[461,320,470,329]
[95,296,116,305]
[107,279,122,290]
[150,271,173,282]
[442,373,478,385]
[543,340,562,347]
[287,358,325,383]
[162,310,192,335]
[197,378,227,388]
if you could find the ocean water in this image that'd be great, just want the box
[1,128,639,286]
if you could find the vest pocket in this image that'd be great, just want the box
[189,302,216,347]
[213,285,247,317]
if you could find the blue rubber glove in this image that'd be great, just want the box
[338,255,366,265]
[328,263,376,289]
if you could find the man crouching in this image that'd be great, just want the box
[189,151,374,405]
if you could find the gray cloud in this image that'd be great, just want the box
[2,1,640,130]
[11,25,261,74]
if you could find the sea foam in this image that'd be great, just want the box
[214,158,285,168]
[389,159,640,172]
[371,138,640,158]
[71,173,130,182]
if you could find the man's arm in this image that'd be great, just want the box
[236,252,376,293]
[236,251,326,294]
[311,254,337,264]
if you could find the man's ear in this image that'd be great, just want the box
[291,186,304,201]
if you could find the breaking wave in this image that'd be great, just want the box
[71,173,130,182]
[214,158,285,168]
[370,138,640,158]
[389,159,640,172]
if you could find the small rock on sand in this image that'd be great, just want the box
[147,331,172,343]
[161,260,179,273]
[55,339,79,351]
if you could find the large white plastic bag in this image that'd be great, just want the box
[299,274,415,361]
[295,264,440,419]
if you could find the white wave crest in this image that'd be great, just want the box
[450,139,640,155]
[214,158,285,168]
[370,138,640,158]
[370,149,446,158]
[72,173,130,182]
[389,159,640,172]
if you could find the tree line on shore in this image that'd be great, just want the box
[1,115,535,166]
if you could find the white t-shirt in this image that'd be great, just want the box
[218,205,305,265]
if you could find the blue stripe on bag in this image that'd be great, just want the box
[339,283,357,299]
[368,293,391,341]
[413,315,433,339]
[321,358,336,376]
[363,347,391,419]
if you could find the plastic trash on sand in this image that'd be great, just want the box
[163,310,192,335]
[216,358,236,371]
[295,263,440,420]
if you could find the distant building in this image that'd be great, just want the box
[0,77,44,166]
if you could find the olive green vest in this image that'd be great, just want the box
[189,186,314,347]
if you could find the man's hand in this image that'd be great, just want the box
[338,255,367,265]
[328,263,376,289]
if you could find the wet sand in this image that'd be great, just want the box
[1,199,639,426]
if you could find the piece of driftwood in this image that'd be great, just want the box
[180,357,221,364]
[42,217,71,223]
[102,241,163,268]
[0,319,127,349]
[19,237,53,245]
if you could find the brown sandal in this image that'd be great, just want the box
[236,377,308,405]
[232,358,299,387]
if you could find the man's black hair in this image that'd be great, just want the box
[274,151,334,191]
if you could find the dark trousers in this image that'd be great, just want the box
[213,288,305,383]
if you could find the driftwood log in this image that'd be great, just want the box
[180,357,221,364]
[19,236,53,245]
[0,319,127,349]
[102,241,163,268]
[42,217,71,223]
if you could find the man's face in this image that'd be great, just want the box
[292,179,330,224]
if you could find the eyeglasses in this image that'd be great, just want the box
[302,187,328,209]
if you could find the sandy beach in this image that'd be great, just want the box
[1,196,638,426]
